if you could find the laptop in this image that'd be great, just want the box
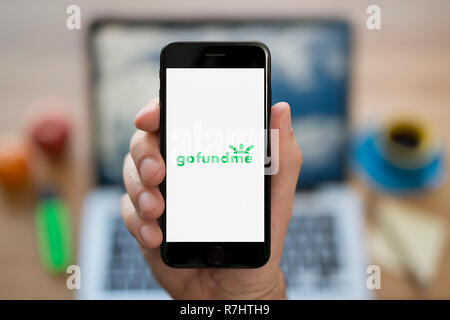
[78,19,371,299]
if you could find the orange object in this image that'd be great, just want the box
[0,142,29,190]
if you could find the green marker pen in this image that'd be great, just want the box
[35,189,73,273]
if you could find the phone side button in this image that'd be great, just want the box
[207,246,224,265]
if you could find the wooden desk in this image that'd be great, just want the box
[0,0,449,299]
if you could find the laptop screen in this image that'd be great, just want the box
[89,20,351,188]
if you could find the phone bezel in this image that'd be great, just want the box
[160,42,271,268]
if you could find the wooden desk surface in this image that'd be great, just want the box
[0,0,449,299]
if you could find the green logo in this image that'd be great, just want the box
[228,144,254,154]
[176,144,254,167]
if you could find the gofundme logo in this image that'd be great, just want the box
[176,144,254,167]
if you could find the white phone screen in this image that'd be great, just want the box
[166,68,265,242]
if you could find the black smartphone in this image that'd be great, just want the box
[159,42,271,268]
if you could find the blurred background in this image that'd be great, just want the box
[0,0,449,299]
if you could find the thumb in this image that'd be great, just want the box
[269,102,302,261]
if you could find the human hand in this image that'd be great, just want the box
[121,98,302,299]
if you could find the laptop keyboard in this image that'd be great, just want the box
[105,217,160,290]
[105,214,340,291]
[281,215,340,289]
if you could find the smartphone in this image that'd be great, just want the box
[159,42,271,268]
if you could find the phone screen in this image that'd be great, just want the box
[166,68,265,243]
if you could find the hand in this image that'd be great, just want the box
[121,98,302,299]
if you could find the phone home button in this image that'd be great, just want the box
[207,246,224,265]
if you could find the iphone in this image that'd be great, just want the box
[160,42,271,268]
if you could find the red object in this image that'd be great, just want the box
[30,114,70,156]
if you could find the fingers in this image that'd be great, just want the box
[130,130,165,187]
[271,102,302,201]
[121,193,162,249]
[123,153,165,220]
[134,98,160,132]
[269,102,302,259]
[121,98,165,252]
